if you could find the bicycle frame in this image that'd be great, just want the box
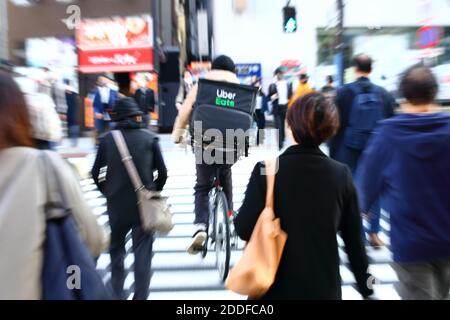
[202,166,232,282]
[202,167,222,257]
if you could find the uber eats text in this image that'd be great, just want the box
[216,89,236,107]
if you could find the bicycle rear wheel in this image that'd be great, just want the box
[214,190,231,283]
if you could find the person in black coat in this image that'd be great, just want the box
[252,78,268,146]
[268,68,293,150]
[91,97,167,300]
[64,79,79,147]
[234,93,374,300]
[134,85,156,128]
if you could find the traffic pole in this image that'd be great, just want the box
[335,0,345,87]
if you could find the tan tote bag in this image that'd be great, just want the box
[226,159,288,299]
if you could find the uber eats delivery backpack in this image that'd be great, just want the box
[190,79,258,161]
[345,83,385,151]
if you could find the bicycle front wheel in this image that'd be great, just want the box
[214,190,231,283]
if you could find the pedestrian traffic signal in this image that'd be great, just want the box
[283,7,297,33]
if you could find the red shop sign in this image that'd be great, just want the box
[78,47,153,73]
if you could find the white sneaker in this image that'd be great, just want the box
[187,224,207,255]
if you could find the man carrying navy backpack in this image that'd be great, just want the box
[329,54,396,247]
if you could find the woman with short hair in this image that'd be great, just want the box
[234,92,373,300]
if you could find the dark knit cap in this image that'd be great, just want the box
[111,97,143,121]
[211,55,236,73]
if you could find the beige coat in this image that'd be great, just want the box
[172,69,240,143]
[0,147,108,300]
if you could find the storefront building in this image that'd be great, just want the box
[5,0,190,131]
[6,0,155,130]
[212,0,450,102]
[7,0,155,63]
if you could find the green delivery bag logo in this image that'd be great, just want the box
[216,89,236,107]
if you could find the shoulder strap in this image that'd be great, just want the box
[41,151,70,220]
[111,130,145,192]
[350,81,377,96]
[264,159,277,209]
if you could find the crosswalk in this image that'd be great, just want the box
[78,133,403,300]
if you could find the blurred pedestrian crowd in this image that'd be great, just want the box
[0,52,449,300]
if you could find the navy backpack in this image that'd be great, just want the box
[345,83,385,151]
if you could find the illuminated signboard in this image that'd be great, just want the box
[235,63,262,85]
[26,37,77,68]
[77,15,154,73]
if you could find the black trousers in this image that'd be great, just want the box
[109,222,154,300]
[274,104,288,150]
[254,109,266,145]
[194,163,233,225]
[142,114,151,129]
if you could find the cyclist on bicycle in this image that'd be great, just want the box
[172,55,240,255]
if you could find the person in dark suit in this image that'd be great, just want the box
[268,68,293,150]
[234,93,373,300]
[91,98,167,300]
[93,76,118,134]
[253,78,268,146]
[64,79,79,147]
[134,83,156,128]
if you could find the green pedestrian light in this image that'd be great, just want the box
[283,6,297,33]
[285,17,297,33]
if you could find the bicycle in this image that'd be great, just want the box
[201,165,240,283]
[187,135,248,282]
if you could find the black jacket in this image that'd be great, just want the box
[65,91,78,127]
[234,145,373,300]
[134,88,156,114]
[91,119,167,229]
[268,81,293,114]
